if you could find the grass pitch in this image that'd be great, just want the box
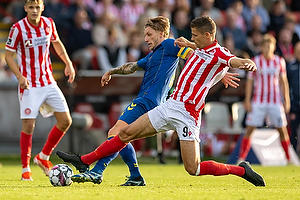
[0,156,299,200]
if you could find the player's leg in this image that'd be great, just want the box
[43,112,72,157]
[57,113,157,169]
[70,100,154,185]
[114,122,144,186]
[19,87,44,180]
[179,140,265,186]
[74,121,127,184]
[276,126,291,161]
[34,111,72,176]
[238,125,256,162]
[35,85,72,176]
[269,104,290,161]
[20,119,35,181]
[71,135,119,184]
[238,104,265,162]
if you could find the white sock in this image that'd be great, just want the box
[39,152,50,160]
[22,166,31,173]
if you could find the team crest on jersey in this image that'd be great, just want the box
[45,26,50,35]
[25,39,33,47]
[24,108,31,115]
[209,49,216,54]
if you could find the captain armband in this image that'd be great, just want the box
[177,47,192,59]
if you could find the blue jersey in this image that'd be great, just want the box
[119,38,191,124]
[136,38,181,105]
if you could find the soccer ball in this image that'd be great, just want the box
[49,164,74,186]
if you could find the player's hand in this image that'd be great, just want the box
[101,71,112,87]
[239,62,257,71]
[65,63,75,83]
[174,37,190,48]
[221,72,240,88]
[18,76,29,89]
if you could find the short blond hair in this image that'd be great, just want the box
[261,33,276,46]
[144,16,170,38]
[25,0,43,4]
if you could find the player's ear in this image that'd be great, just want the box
[159,31,164,38]
[204,32,210,38]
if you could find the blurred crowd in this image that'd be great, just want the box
[1,0,300,73]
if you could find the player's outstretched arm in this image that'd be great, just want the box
[230,57,257,72]
[221,72,240,88]
[101,62,142,87]
[52,40,75,83]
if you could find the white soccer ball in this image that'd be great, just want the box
[49,164,74,186]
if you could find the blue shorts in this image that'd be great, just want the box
[119,97,157,124]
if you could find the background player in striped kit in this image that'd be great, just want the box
[57,16,265,187]
[5,0,75,181]
[237,33,291,164]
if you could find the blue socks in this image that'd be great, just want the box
[119,142,142,178]
[90,136,118,174]
[91,137,141,179]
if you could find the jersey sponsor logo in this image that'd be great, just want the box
[127,103,137,110]
[24,108,31,115]
[34,36,49,46]
[25,39,33,47]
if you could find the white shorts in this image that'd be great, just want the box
[246,103,287,128]
[148,98,201,143]
[19,83,69,119]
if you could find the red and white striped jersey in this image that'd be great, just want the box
[93,2,120,19]
[5,16,58,88]
[171,40,235,121]
[120,3,145,27]
[247,54,286,104]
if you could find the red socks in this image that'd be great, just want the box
[239,137,251,160]
[42,126,65,156]
[199,161,245,177]
[20,132,32,168]
[281,139,290,161]
[21,126,64,168]
[81,135,127,165]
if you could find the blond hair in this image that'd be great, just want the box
[144,16,170,38]
[25,0,43,4]
[261,33,276,46]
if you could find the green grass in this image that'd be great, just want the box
[0,156,299,200]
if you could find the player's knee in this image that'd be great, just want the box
[107,126,119,137]
[119,127,133,143]
[23,121,35,134]
[184,164,198,176]
[58,117,72,131]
